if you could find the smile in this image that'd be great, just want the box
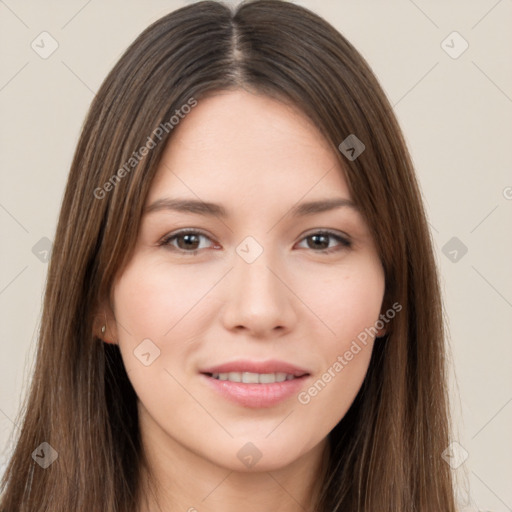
[208,371,297,383]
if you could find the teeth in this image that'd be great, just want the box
[228,372,242,382]
[258,373,276,384]
[210,371,296,383]
[242,372,260,383]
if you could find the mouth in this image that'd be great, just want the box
[199,360,311,408]
[204,371,306,384]
[200,359,310,381]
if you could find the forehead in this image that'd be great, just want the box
[146,89,352,210]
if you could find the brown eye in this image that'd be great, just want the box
[297,231,352,253]
[160,230,215,254]
[175,233,201,250]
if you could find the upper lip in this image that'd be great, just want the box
[200,359,310,377]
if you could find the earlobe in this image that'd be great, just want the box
[376,295,394,338]
[94,310,118,344]
[376,327,387,338]
[375,311,388,339]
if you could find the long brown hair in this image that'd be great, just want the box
[0,1,457,510]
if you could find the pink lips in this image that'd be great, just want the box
[199,359,310,408]
[200,359,310,377]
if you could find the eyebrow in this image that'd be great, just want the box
[143,197,359,218]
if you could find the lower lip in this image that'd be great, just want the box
[200,373,308,408]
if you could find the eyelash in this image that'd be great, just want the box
[158,228,352,256]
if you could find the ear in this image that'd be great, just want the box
[374,312,387,338]
[93,302,119,345]
[375,295,392,338]
[376,323,387,338]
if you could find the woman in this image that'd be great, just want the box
[0,1,458,510]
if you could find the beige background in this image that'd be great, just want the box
[1,1,511,510]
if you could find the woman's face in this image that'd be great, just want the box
[109,89,385,472]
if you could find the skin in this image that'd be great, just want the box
[98,89,386,512]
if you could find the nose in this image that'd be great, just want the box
[220,247,297,338]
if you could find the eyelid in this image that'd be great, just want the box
[300,228,351,242]
[159,228,217,249]
[159,228,352,254]
[296,229,352,251]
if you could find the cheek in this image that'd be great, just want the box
[113,259,219,343]
[296,339,374,437]
[292,256,384,416]
[111,260,211,385]
[112,261,211,416]
[296,254,385,343]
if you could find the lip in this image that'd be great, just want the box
[199,359,311,408]
[200,359,310,377]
